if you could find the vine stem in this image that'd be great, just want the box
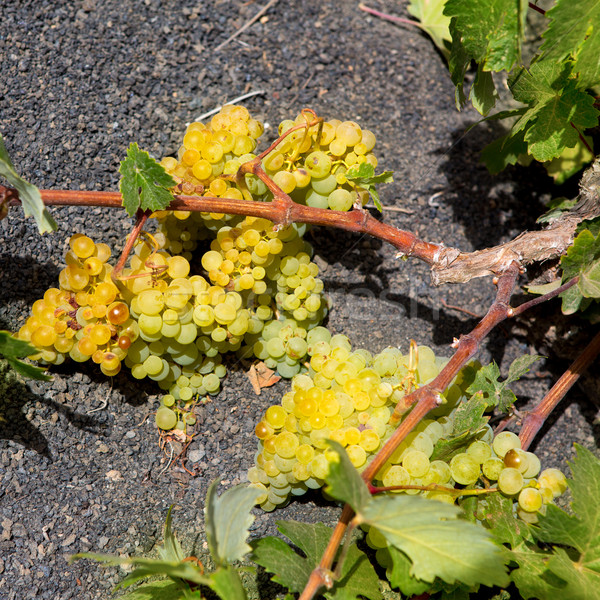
[519,328,600,451]
[111,209,150,283]
[298,262,521,600]
[34,188,444,265]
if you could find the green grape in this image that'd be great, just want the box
[266,337,286,358]
[466,440,492,464]
[274,431,299,459]
[537,468,568,498]
[406,432,433,457]
[203,373,220,393]
[381,465,410,489]
[402,450,430,478]
[156,407,178,430]
[518,487,543,512]
[522,452,541,478]
[503,448,530,474]
[346,445,367,468]
[492,431,521,458]
[310,174,337,195]
[482,457,504,481]
[265,405,287,429]
[449,453,480,485]
[304,151,332,178]
[498,467,524,496]
[428,460,451,484]
[328,188,354,211]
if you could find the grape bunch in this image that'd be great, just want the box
[18,104,388,433]
[263,113,376,211]
[248,334,453,511]
[247,336,568,521]
[17,234,133,377]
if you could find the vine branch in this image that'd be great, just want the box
[520,328,600,451]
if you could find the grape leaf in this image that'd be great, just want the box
[536,197,578,224]
[357,495,509,587]
[209,567,248,600]
[0,330,52,381]
[431,429,483,462]
[0,133,57,234]
[386,546,430,596]
[431,392,490,461]
[469,66,498,116]
[344,163,393,212]
[466,355,541,413]
[158,505,184,563]
[511,445,600,599]
[444,0,527,72]
[509,60,599,162]
[71,552,212,590]
[560,228,600,313]
[119,143,176,217]
[204,481,264,567]
[480,127,528,174]
[544,136,594,184]
[479,494,533,549]
[407,0,452,58]
[251,521,382,600]
[113,579,192,600]
[540,0,600,89]
[325,440,371,513]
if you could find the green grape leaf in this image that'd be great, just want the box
[357,495,509,587]
[465,355,541,413]
[252,521,382,600]
[447,21,470,109]
[119,143,176,217]
[344,163,393,212]
[580,259,600,298]
[325,440,371,513]
[523,280,562,295]
[540,0,600,89]
[444,0,527,72]
[579,218,600,238]
[158,506,184,563]
[112,579,191,600]
[204,481,264,567]
[407,0,452,58]
[431,429,483,462]
[386,546,430,596]
[0,133,57,234]
[560,228,600,313]
[0,331,52,381]
[544,136,594,185]
[536,445,600,555]
[511,445,600,599]
[479,493,533,548]
[480,127,528,175]
[451,392,490,432]
[536,197,578,224]
[71,552,212,590]
[469,66,498,116]
[209,567,248,600]
[509,61,599,162]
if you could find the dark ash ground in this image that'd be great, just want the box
[1,2,598,598]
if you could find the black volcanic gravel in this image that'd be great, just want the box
[1,1,599,599]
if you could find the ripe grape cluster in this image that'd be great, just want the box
[19,105,382,431]
[263,113,376,210]
[18,234,133,377]
[248,336,567,523]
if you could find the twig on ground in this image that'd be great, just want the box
[194,90,266,122]
[214,0,278,52]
